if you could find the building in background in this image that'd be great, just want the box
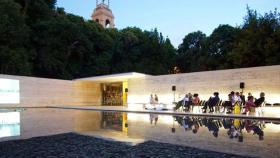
[92,0,115,28]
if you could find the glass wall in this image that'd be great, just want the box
[101,83,123,131]
[0,79,19,104]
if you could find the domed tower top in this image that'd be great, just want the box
[91,0,115,28]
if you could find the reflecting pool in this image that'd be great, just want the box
[0,110,20,138]
[0,108,279,158]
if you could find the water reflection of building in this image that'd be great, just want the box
[0,111,20,138]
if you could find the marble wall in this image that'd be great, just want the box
[0,75,103,141]
[127,65,280,106]
[0,75,101,107]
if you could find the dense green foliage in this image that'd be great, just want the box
[177,7,280,72]
[0,1,279,79]
[0,0,176,79]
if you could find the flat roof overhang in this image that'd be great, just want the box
[74,72,149,82]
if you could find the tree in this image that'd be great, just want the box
[14,0,56,23]
[206,24,239,69]
[176,31,207,72]
[229,7,280,68]
[0,0,32,75]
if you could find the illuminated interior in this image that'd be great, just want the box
[0,79,20,104]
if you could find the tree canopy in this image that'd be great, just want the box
[176,7,280,73]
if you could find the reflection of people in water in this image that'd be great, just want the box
[174,116,266,141]
[204,118,220,138]
[224,119,265,141]
[192,118,200,134]
[228,125,239,139]
[226,119,242,139]
[176,116,221,137]
[175,116,198,132]
[253,126,264,140]
[182,117,193,131]
[243,120,264,140]
[150,113,158,125]
[149,94,158,125]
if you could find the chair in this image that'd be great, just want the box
[256,101,266,116]
[273,103,280,107]
[215,100,223,113]
[199,100,205,107]
[265,103,272,107]
[191,100,203,113]
[249,106,256,113]
[199,101,206,113]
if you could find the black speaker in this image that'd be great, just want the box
[240,82,245,89]
[172,85,176,91]
[171,127,176,133]
[125,88,128,93]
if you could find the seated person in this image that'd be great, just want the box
[202,92,220,113]
[223,93,233,113]
[230,91,235,105]
[174,100,184,111]
[183,94,191,112]
[192,93,200,105]
[240,92,246,105]
[242,96,255,114]
[254,92,265,107]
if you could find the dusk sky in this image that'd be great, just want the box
[56,0,279,48]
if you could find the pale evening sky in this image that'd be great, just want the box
[56,0,279,48]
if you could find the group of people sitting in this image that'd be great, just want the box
[145,94,166,110]
[243,92,265,114]
[182,93,201,112]
[178,92,220,113]
[178,91,265,114]
[222,91,265,114]
[180,92,221,113]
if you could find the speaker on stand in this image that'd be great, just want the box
[240,82,245,93]
[172,85,176,103]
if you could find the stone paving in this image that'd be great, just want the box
[0,133,250,158]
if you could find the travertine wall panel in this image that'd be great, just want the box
[128,65,280,104]
[74,81,101,106]
[0,75,102,107]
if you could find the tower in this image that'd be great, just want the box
[92,0,115,28]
